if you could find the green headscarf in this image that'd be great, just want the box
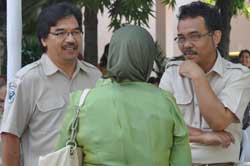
[107,25,156,82]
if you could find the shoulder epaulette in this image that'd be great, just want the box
[225,61,249,72]
[165,60,183,69]
[80,60,99,70]
[16,60,41,78]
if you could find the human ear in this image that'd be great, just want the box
[212,30,222,45]
[41,38,47,47]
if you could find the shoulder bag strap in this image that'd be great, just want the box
[66,89,91,154]
[78,89,91,107]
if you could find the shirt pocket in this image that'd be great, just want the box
[175,94,192,105]
[175,94,194,124]
[37,97,65,112]
[35,97,65,131]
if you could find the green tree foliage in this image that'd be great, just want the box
[22,37,42,67]
[0,0,6,37]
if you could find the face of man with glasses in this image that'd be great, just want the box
[176,16,221,70]
[41,16,82,65]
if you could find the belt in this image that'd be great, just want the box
[193,163,236,166]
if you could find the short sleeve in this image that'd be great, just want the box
[219,71,250,121]
[1,78,34,137]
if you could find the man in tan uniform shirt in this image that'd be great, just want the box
[0,2,101,166]
[159,2,250,165]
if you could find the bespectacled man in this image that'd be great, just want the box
[0,2,101,166]
[159,1,250,165]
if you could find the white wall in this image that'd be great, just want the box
[230,15,250,52]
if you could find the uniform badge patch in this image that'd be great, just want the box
[8,82,17,103]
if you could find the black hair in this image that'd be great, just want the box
[99,43,110,68]
[37,2,82,52]
[239,49,250,58]
[178,1,222,32]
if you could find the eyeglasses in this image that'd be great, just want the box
[49,30,82,39]
[174,31,213,45]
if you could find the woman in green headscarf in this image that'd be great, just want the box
[56,25,191,166]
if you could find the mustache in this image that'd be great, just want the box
[62,43,78,49]
[183,49,198,56]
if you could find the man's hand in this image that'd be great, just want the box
[190,129,234,148]
[179,60,205,80]
[201,130,234,148]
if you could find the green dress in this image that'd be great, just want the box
[56,79,191,166]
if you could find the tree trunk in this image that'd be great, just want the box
[215,0,233,59]
[83,7,98,66]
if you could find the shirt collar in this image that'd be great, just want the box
[41,53,88,76]
[77,59,93,73]
[41,54,59,76]
[207,50,224,77]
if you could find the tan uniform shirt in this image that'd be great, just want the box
[159,52,250,164]
[0,54,101,166]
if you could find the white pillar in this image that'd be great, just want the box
[7,0,22,82]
